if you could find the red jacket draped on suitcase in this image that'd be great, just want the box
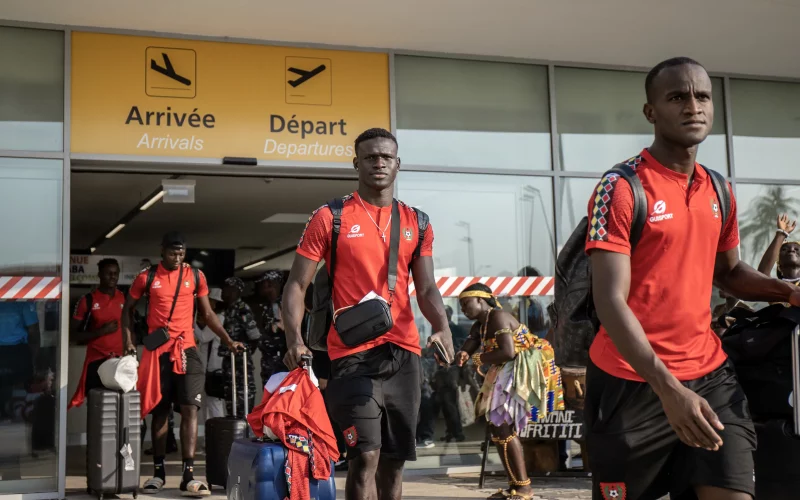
[247,368,339,500]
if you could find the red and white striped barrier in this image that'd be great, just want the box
[0,277,62,300]
[410,276,554,298]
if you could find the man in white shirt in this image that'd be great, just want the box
[195,288,225,421]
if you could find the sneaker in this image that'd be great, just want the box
[417,439,435,449]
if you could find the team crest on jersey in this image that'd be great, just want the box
[185,281,190,288]
[403,227,413,241]
[710,197,719,218]
[600,482,626,500]
[343,426,358,447]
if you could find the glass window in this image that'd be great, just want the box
[399,171,555,465]
[398,172,555,278]
[558,177,602,248]
[0,158,62,493]
[0,27,64,151]
[735,183,800,269]
[731,79,800,180]
[555,67,727,174]
[395,56,551,170]
[398,171,555,339]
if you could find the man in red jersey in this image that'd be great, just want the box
[121,232,243,497]
[69,258,125,410]
[584,57,800,500]
[282,128,454,500]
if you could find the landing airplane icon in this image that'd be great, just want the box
[287,64,327,87]
[150,53,192,86]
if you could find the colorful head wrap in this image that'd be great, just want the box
[224,276,245,292]
[458,289,502,309]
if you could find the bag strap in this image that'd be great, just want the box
[388,200,401,299]
[412,207,430,261]
[326,198,345,287]
[81,292,93,330]
[165,265,185,327]
[608,163,647,251]
[701,165,731,230]
[144,265,158,295]
[191,267,200,324]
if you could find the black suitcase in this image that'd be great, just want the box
[206,350,250,490]
[87,388,141,500]
[752,322,800,499]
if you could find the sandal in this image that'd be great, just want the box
[486,489,510,499]
[506,489,534,500]
[180,479,211,497]
[142,477,164,495]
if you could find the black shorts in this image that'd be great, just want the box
[153,347,205,414]
[84,357,108,394]
[326,343,421,462]
[585,359,756,500]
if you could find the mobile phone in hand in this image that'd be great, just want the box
[432,339,451,366]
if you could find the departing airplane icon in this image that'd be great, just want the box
[287,64,327,87]
[150,53,192,86]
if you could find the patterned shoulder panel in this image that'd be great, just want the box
[587,156,642,242]
[621,155,643,170]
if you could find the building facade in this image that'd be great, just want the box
[2,1,800,496]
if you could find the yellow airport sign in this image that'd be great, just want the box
[71,32,390,162]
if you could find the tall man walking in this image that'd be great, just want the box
[282,128,454,500]
[122,232,243,497]
[585,57,800,500]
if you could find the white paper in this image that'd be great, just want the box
[359,291,387,304]
[120,443,135,471]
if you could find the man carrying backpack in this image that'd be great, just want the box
[582,58,800,500]
[281,128,454,500]
[121,232,244,497]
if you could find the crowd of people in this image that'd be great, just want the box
[62,55,800,500]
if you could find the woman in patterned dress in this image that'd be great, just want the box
[455,283,564,500]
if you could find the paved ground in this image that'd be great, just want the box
[67,473,592,500]
[65,444,593,500]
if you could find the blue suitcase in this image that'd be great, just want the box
[226,437,336,500]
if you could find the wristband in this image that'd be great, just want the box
[778,229,790,239]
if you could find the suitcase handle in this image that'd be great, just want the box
[230,349,249,419]
[792,325,800,436]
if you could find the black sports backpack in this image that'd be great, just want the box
[304,198,430,351]
[552,160,731,367]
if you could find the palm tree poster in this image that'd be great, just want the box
[739,185,800,267]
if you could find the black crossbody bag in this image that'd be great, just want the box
[332,200,401,347]
[142,265,184,351]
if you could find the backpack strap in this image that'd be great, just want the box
[701,165,731,230]
[81,292,93,331]
[608,164,647,250]
[191,266,200,323]
[326,198,345,289]
[412,207,430,261]
[144,265,158,295]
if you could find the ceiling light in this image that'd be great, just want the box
[243,260,267,271]
[140,190,165,211]
[90,247,96,253]
[261,213,310,224]
[105,223,126,239]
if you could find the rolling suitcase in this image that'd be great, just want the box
[86,388,141,500]
[226,438,336,500]
[753,322,800,500]
[206,350,249,490]
[226,355,336,500]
